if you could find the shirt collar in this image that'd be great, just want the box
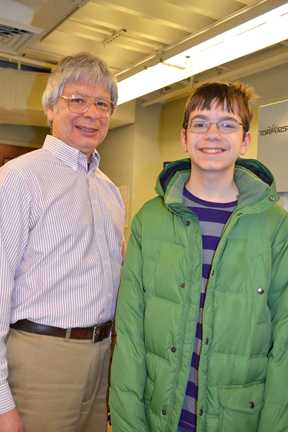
[43,135,100,171]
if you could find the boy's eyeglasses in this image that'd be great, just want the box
[59,94,115,118]
[186,119,246,133]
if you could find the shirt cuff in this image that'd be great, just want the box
[0,381,16,414]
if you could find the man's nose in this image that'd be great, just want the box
[83,101,100,118]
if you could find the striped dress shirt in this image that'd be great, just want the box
[0,135,125,414]
[178,187,236,432]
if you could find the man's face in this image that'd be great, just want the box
[181,102,251,177]
[47,81,111,160]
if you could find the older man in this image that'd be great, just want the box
[0,52,125,432]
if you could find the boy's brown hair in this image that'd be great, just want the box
[182,81,257,138]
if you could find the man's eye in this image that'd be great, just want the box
[96,100,110,109]
[70,98,85,104]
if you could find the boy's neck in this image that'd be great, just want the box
[185,167,239,203]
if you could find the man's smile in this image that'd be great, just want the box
[76,126,98,132]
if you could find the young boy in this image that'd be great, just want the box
[110,82,288,432]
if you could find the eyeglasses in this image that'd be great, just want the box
[186,119,246,133]
[59,94,115,118]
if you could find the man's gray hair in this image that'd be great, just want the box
[42,51,118,118]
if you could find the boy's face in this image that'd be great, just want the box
[181,101,251,177]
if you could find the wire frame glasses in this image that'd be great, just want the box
[59,94,115,118]
[186,119,246,133]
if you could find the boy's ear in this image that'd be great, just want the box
[181,129,188,153]
[239,131,251,156]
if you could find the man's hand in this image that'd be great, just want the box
[0,408,24,432]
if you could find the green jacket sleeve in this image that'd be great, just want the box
[257,213,288,431]
[109,210,149,432]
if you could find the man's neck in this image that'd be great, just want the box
[185,167,239,203]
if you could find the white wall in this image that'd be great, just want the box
[98,100,162,243]
[0,124,49,148]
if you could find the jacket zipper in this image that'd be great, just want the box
[165,212,202,432]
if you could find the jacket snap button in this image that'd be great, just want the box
[204,338,208,345]
[269,195,275,201]
[180,283,185,288]
[171,347,176,353]
[257,288,264,294]
[143,286,146,292]
[199,409,203,416]
[185,221,190,226]
[249,402,255,409]
[162,410,166,415]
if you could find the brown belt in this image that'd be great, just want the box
[10,319,113,343]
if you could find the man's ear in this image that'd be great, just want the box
[46,106,54,124]
[239,131,251,156]
[181,129,188,153]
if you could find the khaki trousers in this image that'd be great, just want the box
[7,329,110,432]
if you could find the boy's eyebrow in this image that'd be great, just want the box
[190,114,238,121]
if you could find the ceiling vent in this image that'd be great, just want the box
[0,19,42,54]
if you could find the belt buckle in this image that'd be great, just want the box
[92,321,112,343]
[92,324,100,343]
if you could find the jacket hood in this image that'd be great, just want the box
[155,158,276,198]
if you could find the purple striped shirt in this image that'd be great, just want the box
[0,135,125,414]
[178,187,236,432]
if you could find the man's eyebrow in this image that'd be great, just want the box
[69,92,110,100]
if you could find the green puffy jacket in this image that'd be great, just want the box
[110,158,288,432]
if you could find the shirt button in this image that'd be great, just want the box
[249,402,255,409]
[94,201,97,205]
[257,288,264,294]
[108,293,112,298]
[185,221,190,226]
[180,283,185,288]
[199,409,203,416]
[162,410,166,415]
[99,230,102,234]
[171,347,176,353]
[204,339,208,345]
[143,286,146,292]
[105,261,109,266]
[269,195,275,201]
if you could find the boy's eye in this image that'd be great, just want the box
[221,121,235,129]
[192,121,208,128]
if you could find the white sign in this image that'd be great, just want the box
[258,99,288,192]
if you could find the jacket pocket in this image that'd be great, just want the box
[144,376,154,423]
[219,382,264,432]
[143,257,157,299]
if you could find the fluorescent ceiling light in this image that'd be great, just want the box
[117,3,288,105]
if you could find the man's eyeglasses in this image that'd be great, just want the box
[185,119,246,133]
[59,94,115,118]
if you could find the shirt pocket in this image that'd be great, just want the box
[219,382,264,432]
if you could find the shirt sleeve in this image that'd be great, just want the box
[0,166,36,414]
